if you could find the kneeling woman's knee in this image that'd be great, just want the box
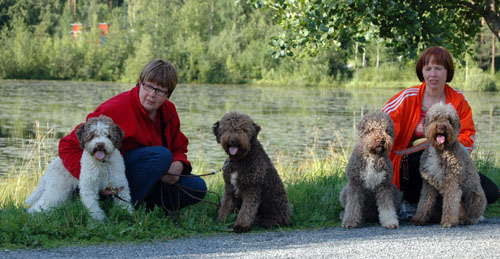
[151,146,173,165]
[139,146,173,171]
[184,177,207,199]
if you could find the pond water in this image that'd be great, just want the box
[1,80,500,176]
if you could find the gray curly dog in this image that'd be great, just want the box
[340,112,401,229]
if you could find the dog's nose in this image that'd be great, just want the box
[229,139,236,145]
[437,125,446,132]
[96,142,105,149]
[376,139,385,145]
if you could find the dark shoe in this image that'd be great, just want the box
[399,200,416,220]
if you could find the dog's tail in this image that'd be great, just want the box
[25,175,45,205]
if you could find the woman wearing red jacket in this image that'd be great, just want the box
[59,59,206,213]
[382,46,499,217]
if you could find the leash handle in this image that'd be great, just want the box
[392,140,429,156]
[158,161,227,212]
[164,160,228,178]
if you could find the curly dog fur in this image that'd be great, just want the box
[213,111,290,233]
[340,112,401,229]
[412,103,486,227]
[25,116,133,222]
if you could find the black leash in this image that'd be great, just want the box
[159,160,229,213]
[175,160,229,178]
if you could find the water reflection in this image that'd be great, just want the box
[1,80,499,176]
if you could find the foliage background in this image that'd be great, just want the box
[0,0,498,90]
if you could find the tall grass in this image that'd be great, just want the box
[1,123,499,249]
[0,121,55,206]
[346,65,416,89]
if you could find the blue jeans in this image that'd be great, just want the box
[123,146,207,211]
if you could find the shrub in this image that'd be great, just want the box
[464,68,497,92]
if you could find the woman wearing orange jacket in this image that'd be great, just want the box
[382,46,499,216]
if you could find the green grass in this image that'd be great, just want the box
[1,124,499,249]
[0,152,349,249]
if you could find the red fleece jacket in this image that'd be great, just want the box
[381,82,476,189]
[59,85,191,179]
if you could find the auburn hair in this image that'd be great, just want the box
[416,46,454,82]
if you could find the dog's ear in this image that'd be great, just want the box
[111,124,125,150]
[357,116,367,134]
[384,115,395,138]
[212,121,220,143]
[422,114,430,138]
[452,111,461,131]
[75,123,87,150]
[422,114,429,129]
[253,123,261,137]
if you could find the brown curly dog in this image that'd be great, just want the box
[212,111,290,233]
[412,103,486,227]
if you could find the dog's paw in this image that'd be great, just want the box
[90,212,107,223]
[122,203,134,215]
[27,205,43,214]
[341,222,358,229]
[460,215,482,225]
[382,223,399,229]
[411,216,426,226]
[441,220,458,228]
[233,224,251,233]
[127,207,134,215]
[381,217,399,229]
[379,210,399,229]
[25,198,34,206]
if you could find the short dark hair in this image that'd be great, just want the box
[139,59,178,98]
[416,46,454,83]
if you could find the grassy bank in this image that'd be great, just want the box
[1,125,499,249]
[345,65,499,92]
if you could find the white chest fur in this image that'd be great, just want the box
[361,157,387,190]
[230,171,241,196]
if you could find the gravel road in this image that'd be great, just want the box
[2,218,500,258]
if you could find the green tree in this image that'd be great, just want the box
[246,0,500,58]
[121,34,155,82]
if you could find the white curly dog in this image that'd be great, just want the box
[25,115,133,222]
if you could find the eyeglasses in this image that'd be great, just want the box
[141,82,169,97]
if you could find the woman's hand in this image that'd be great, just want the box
[162,161,184,185]
[99,186,125,196]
